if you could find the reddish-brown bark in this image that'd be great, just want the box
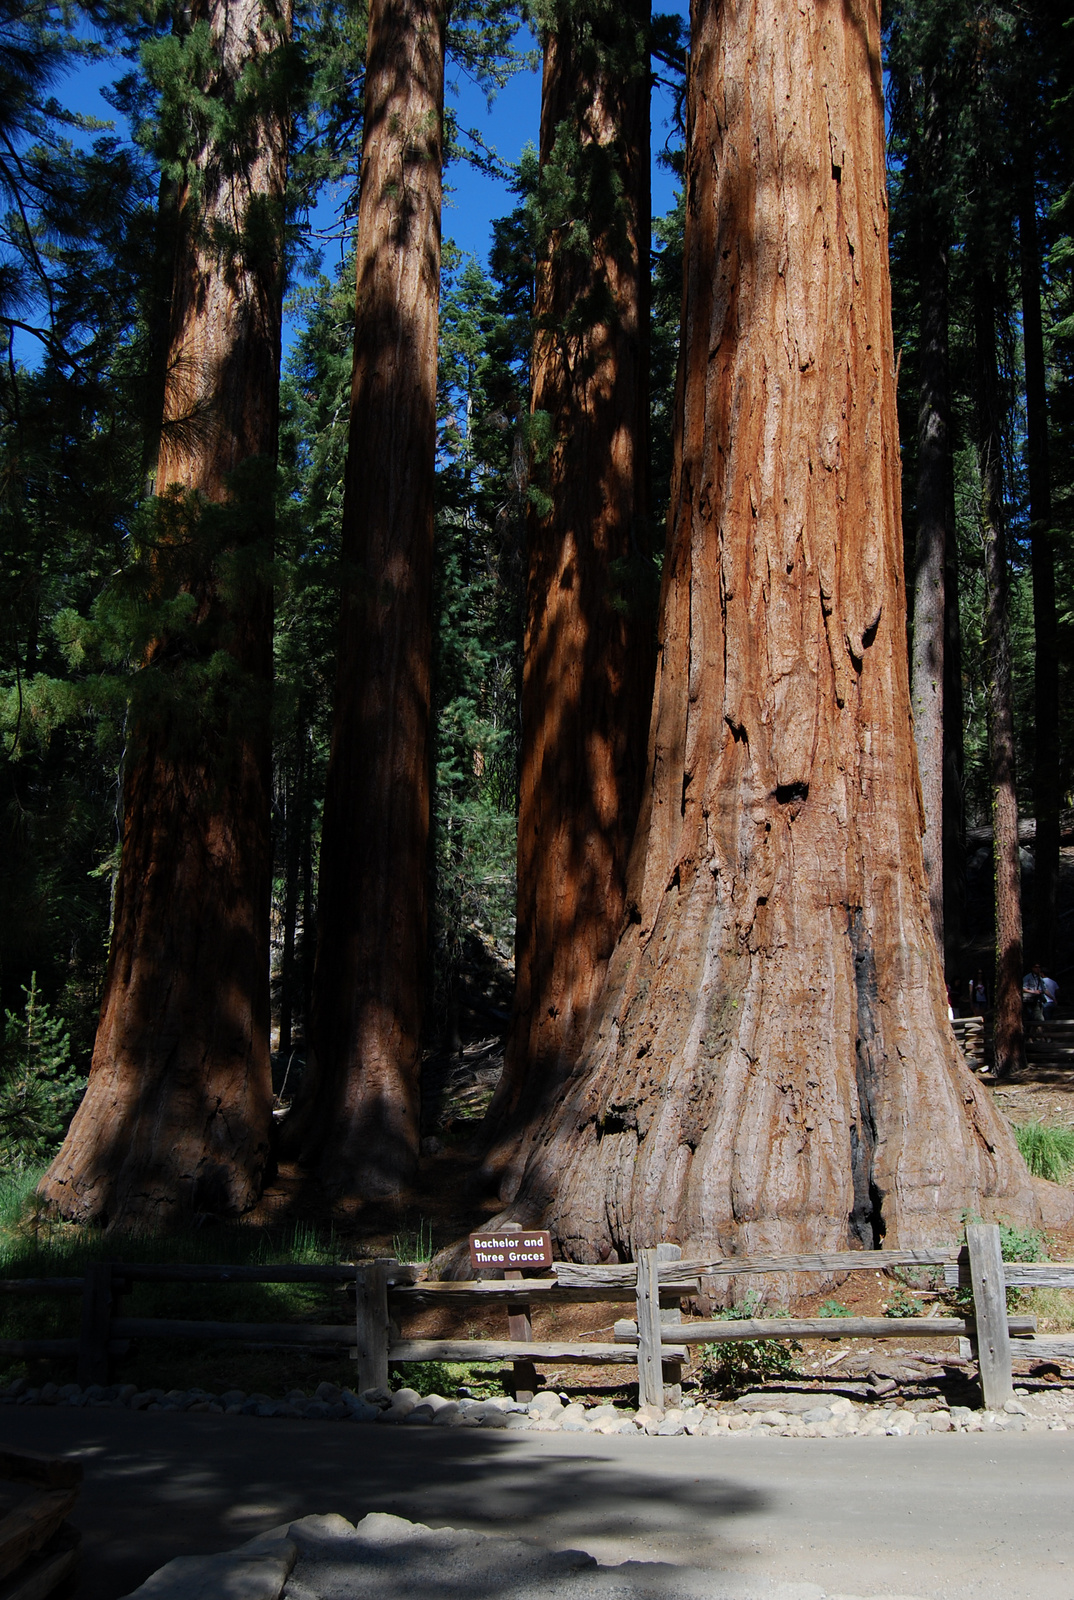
[38,0,290,1226]
[302,0,446,1200]
[484,1,655,1188]
[494,0,1056,1265]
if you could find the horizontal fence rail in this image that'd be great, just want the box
[0,1225,1069,1416]
[612,1315,1038,1344]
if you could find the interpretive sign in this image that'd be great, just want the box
[468,1231,554,1271]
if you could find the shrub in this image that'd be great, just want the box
[698,1290,801,1392]
[884,1286,923,1318]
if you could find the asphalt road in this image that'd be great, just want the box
[3,1409,1073,1600]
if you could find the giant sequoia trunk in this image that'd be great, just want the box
[975,267,1025,1080]
[39,0,289,1225]
[495,0,1052,1262]
[484,0,654,1186]
[304,0,445,1199]
[1019,168,1059,969]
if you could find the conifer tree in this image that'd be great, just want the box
[38,0,293,1225]
[483,0,655,1188]
[302,0,448,1200]
[493,0,1062,1261]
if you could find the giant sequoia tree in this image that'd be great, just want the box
[38,0,291,1224]
[496,0,1060,1260]
[484,0,655,1184]
[303,0,446,1199]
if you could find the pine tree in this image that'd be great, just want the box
[38,0,294,1225]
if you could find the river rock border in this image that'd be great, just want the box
[5,1375,1074,1436]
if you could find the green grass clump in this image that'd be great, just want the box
[1013,1122,1074,1184]
[392,1218,434,1263]
[818,1299,850,1318]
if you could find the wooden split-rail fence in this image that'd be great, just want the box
[3,1225,1073,1418]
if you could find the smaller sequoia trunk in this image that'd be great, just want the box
[911,222,949,963]
[493,0,1058,1264]
[1019,166,1060,970]
[304,0,446,1199]
[38,0,290,1225]
[485,0,654,1187]
[974,265,1025,1080]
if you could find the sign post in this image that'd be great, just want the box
[469,1229,553,1401]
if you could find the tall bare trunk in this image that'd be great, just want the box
[942,448,965,980]
[1019,167,1059,969]
[484,0,655,1189]
[974,266,1025,1080]
[304,0,445,1200]
[493,0,1052,1263]
[39,0,290,1226]
[911,214,949,961]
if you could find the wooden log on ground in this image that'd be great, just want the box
[1007,1335,1074,1361]
[0,1538,79,1600]
[112,1318,353,1345]
[0,1492,78,1583]
[0,1454,81,1491]
[613,1315,1036,1343]
[967,1224,1014,1410]
[385,1339,687,1364]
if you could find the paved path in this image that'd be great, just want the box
[3,1409,1072,1600]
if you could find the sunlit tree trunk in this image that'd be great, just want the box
[39,0,290,1225]
[484,0,655,1191]
[304,0,446,1200]
[494,0,1055,1263]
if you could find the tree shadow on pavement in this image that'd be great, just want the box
[0,1410,770,1600]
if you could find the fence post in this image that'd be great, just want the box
[635,1248,663,1416]
[505,1271,538,1403]
[966,1223,1013,1411]
[656,1243,683,1405]
[78,1262,114,1387]
[354,1259,390,1393]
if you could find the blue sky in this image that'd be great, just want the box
[54,11,687,360]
